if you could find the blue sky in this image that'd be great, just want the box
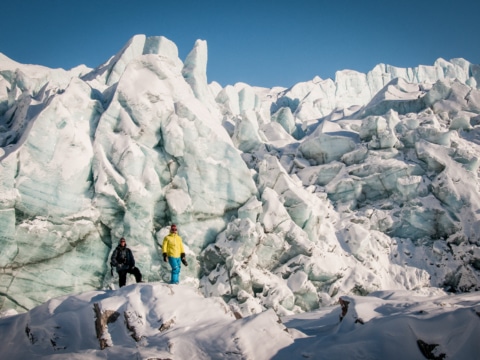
[1,0,479,88]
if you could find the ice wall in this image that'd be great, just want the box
[1,35,480,315]
[0,36,257,310]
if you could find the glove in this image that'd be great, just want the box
[181,258,188,266]
[163,253,167,262]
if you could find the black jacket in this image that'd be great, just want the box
[110,245,135,272]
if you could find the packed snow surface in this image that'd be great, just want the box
[0,284,478,359]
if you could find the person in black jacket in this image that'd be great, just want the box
[110,237,142,287]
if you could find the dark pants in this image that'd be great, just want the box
[118,267,142,287]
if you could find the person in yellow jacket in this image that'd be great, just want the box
[162,224,188,284]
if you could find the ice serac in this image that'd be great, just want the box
[143,35,183,66]
[0,36,258,311]
[269,57,480,132]
[92,42,257,278]
[0,155,17,266]
[83,35,184,90]
[201,57,480,314]
[0,75,107,310]
[2,35,480,316]
[104,34,146,86]
[297,119,359,165]
[358,78,428,117]
[0,52,90,97]
[335,69,372,109]
[182,39,218,110]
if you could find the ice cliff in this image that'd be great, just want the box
[1,34,480,316]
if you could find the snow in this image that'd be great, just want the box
[279,289,480,360]
[0,284,478,359]
[2,33,480,358]
[0,283,293,359]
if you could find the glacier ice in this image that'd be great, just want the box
[1,35,480,316]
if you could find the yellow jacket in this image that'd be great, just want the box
[162,233,185,258]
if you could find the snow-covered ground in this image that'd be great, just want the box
[0,283,478,359]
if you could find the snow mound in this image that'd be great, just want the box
[0,283,293,359]
[279,290,480,359]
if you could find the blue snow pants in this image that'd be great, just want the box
[168,257,181,284]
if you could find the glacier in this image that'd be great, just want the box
[1,34,480,317]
